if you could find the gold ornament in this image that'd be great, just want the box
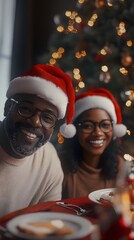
[57,132,64,144]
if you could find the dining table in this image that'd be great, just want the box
[0,196,131,240]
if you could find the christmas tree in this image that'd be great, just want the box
[39,0,134,158]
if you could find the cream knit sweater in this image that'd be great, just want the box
[0,142,63,217]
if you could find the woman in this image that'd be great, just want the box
[59,87,127,199]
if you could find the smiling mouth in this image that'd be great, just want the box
[89,140,104,146]
[21,129,38,140]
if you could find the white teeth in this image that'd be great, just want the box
[21,129,37,139]
[90,140,104,145]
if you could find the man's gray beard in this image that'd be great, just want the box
[11,132,49,157]
[4,118,52,158]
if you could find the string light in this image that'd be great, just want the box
[124,154,134,161]
[107,2,113,7]
[73,68,81,80]
[67,25,76,32]
[127,40,133,47]
[75,16,82,23]
[88,13,98,27]
[126,130,131,136]
[78,0,86,3]
[57,25,64,32]
[126,100,132,107]
[58,47,64,54]
[78,81,85,88]
[119,67,128,75]
[75,86,80,93]
[65,11,78,19]
[121,54,132,67]
[73,68,85,89]
[49,58,56,65]
[95,0,105,8]
[116,22,126,36]
[52,52,59,59]
[65,11,72,17]
[49,47,65,65]
[125,90,134,101]
[101,65,108,72]
[100,48,107,55]
[75,50,86,59]
[73,68,80,74]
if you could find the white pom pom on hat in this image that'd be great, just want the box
[113,124,127,138]
[60,123,76,138]
[6,64,75,135]
[60,87,127,138]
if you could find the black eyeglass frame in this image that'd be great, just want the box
[77,119,113,133]
[10,98,58,129]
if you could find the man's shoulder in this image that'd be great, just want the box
[35,141,58,157]
[42,141,57,151]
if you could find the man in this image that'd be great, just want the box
[0,63,75,217]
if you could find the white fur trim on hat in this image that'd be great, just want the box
[6,76,68,120]
[74,95,117,122]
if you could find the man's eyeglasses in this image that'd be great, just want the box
[10,98,58,129]
[78,119,113,133]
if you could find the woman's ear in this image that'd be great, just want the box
[4,99,12,116]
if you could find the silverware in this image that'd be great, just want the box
[0,225,12,239]
[56,201,90,216]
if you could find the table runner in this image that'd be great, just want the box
[0,196,131,240]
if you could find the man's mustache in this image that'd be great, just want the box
[15,123,43,138]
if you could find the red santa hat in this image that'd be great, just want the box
[60,87,127,138]
[6,63,75,127]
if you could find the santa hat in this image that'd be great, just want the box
[60,87,127,138]
[6,64,75,127]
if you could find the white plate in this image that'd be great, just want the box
[88,188,116,204]
[6,212,95,240]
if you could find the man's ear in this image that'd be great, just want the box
[4,99,12,116]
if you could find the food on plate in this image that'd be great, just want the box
[99,191,114,205]
[17,219,74,237]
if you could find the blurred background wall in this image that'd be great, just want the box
[0,0,74,119]
[11,0,75,77]
[0,0,15,119]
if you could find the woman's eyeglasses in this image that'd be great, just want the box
[78,119,113,133]
[10,98,57,129]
